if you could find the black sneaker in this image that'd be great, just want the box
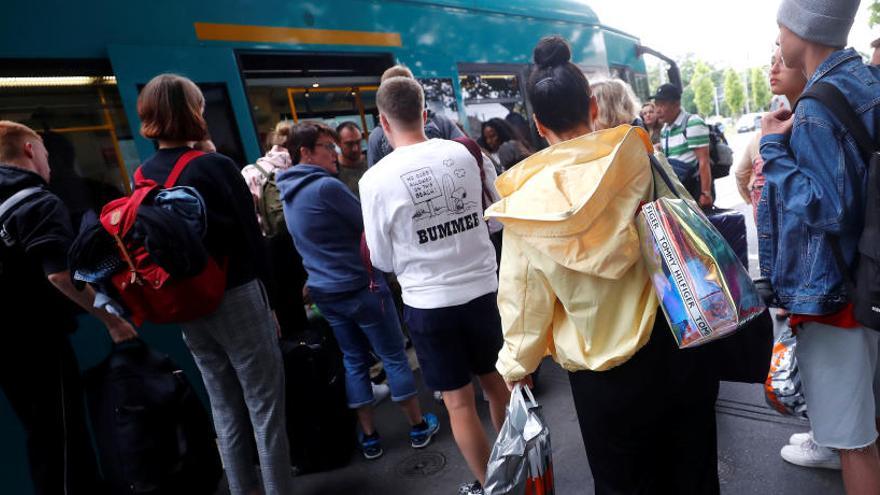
[458,480,484,495]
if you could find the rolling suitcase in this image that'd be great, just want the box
[282,326,356,475]
[704,206,749,269]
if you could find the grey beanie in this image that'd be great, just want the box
[777,0,860,48]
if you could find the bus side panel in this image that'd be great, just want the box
[108,44,262,164]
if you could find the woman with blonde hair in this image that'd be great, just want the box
[590,77,642,131]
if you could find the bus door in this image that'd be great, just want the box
[237,51,393,153]
[456,64,536,148]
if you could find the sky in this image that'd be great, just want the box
[591,0,878,70]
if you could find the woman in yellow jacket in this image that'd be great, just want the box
[486,36,720,495]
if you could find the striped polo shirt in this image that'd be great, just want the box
[661,110,710,166]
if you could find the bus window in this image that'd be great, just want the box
[419,78,459,125]
[0,71,134,229]
[457,66,534,147]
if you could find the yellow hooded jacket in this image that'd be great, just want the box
[487,125,660,381]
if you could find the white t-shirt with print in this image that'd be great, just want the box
[359,138,498,309]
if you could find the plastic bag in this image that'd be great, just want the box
[764,325,808,418]
[484,385,554,495]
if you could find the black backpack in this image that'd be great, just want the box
[799,82,880,331]
[84,340,222,494]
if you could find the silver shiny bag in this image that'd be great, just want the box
[764,325,808,418]
[484,385,554,495]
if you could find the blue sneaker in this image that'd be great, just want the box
[409,413,440,449]
[359,431,384,460]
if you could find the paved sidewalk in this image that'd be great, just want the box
[278,359,843,495]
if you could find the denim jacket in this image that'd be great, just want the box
[757,49,880,315]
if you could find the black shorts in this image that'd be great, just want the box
[403,292,503,392]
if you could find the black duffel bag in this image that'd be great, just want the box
[84,339,222,494]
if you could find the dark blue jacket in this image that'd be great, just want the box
[758,49,880,315]
[276,164,368,294]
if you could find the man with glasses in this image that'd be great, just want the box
[277,122,439,461]
[335,121,368,197]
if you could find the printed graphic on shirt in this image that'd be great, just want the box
[400,159,481,245]
[401,165,477,222]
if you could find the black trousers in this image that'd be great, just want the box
[568,314,721,495]
[0,330,102,495]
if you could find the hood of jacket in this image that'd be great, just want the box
[485,125,654,279]
[0,164,46,198]
[256,145,292,172]
[276,163,333,203]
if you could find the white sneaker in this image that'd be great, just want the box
[780,437,841,470]
[788,431,812,446]
[371,383,390,406]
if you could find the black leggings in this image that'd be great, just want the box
[568,313,721,495]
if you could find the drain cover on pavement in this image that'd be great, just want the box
[396,452,446,478]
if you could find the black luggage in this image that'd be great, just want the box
[282,326,356,475]
[705,206,748,269]
[84,340,222,494]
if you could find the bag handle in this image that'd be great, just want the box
[512,383,538,412]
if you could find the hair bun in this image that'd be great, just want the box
[533,36,572,68]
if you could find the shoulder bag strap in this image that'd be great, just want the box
[164,150,206,188]
[0,186,43,222]
[452,136,491,210]
[0,186,44,247]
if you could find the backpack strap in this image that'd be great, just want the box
[131,149,205,189]
[798,82,877,162]
[0,186,44,247]
[797,82,877,298]
[164,150,205,188]
[451,136,492,210]
[252,162,273,179]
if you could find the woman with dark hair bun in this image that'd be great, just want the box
[486,36,721,494]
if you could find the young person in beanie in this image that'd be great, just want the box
[760,1,880,492]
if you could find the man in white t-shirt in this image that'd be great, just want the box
[359,77,510,495]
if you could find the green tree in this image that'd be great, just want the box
[682,85,697,114]
[692,74,715,116]
[723,69,745,116]
[750,67,772,111]
[871,0,880,27]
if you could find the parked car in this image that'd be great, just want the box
[736,113,764,133]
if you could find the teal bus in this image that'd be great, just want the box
[0,1,675,492]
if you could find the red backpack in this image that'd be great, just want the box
[100,150,227,325]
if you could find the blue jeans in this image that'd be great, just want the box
[313,283,418,408]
